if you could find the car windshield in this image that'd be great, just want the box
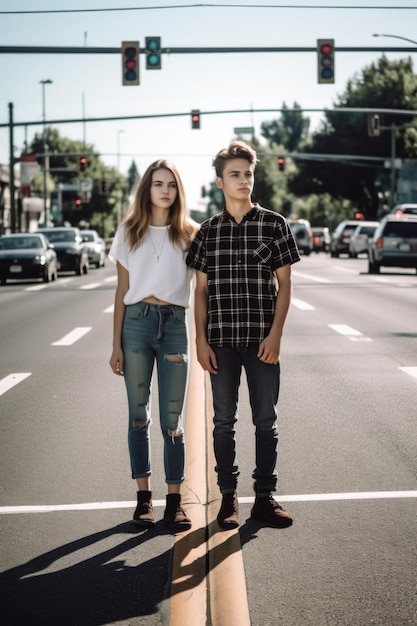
[0,236,42,250]
[384,222,417,237]
[82,233,94,241]
[42,230,76,243]
[357,226,377,236]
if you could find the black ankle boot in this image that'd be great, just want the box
[133,490,155,527]
[163,493,191,531]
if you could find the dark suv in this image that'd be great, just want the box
[36,227,89,275]
[368,215,417,274]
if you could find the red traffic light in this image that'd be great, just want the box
[122,41,139,86]
[277,156,286,172]
[191,110,201,129]
[79,156,88,172]
[317,39,335,84]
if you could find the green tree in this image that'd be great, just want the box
[289,56,417,219]
[260,102,310,152]
[28,129,129,236]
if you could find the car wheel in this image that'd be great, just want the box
[0,276,6,285]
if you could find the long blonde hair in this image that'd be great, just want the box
[122,159,197,251]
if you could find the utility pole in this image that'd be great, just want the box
[8,102,16,233]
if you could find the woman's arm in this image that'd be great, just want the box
[109,261,129,375]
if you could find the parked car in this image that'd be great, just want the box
[288,219,313,256]
[80,229,106,268]
[390,203,417,216]
[368,214,417,274]
[0,233,58,284]
[348,221,379,257]
[312,226,331,253]
[36,227,89,275]
[330,220,362,257]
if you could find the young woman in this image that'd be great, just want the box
[109,159,197,531]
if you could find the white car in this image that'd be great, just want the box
[80,230,106,268]
[349,221,379,257]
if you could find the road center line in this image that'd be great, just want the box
[0,372,32,397]
[51,327,92,346]
[292,270,330,283]
[292,298,315,310]
[1,491,416,515]
[399,366,417,381]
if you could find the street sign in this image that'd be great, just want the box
[234,126,254,135]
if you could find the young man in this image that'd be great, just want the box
[186,141,300,530]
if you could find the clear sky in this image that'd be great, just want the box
[1,1,416,209]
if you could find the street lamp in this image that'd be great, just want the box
[372,33,417,46]
[40,79,53,226]
[117,129,124,172]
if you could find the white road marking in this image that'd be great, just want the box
[0,372,32,397]
[399,366,417,381]
[103,275,117,283]
[25,284,47,292]
[1,491,416,514]
[292,298,315,310]
[80,283,101,290]
[292,270,330,283]
[328,323,372,342]
[104,304,114,313]
[51,327,92,346]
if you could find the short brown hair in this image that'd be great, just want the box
[212,140,257,177]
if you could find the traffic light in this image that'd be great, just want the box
[145,37,161,69]
[191,110,201,129]
[317,39,335,84]
[74,197,82,209]
[277,156,286,172]
[78,156,88,172]
[98,179,108,194]
[368,114,381,137]
[121,41,139,86]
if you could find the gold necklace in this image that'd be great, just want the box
[148,228,168,262]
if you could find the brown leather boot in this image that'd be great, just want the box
[133,490,155,527]
[163,493,191,531]
[217,492,239,530]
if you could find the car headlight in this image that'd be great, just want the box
[34,255,47,265]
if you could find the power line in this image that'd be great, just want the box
[1,4,416,15]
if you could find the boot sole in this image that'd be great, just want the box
[133,518,155,527]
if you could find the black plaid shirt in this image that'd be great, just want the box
[186,205,300,347]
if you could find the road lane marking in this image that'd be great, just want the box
[2,491,416,515]
[329,323,372,342]
[80,283,101,290]
[292,298,315,310]
[104,304,114,313]
[292,270,330,283]
[0,372,31,397]
[51,327,92,346]
[399,366,417,381]
[103,276,117,283]
[25,284,48,291]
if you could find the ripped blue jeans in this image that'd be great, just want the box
[122,301,188,483]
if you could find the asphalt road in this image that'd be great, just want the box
[1,253,416,626]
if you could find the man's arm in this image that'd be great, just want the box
[194,270,218,374]
[257,263,292,364]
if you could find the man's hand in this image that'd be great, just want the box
[257,333,281,365]
[196,337,218,374]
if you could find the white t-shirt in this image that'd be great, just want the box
[109,224,194,307]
